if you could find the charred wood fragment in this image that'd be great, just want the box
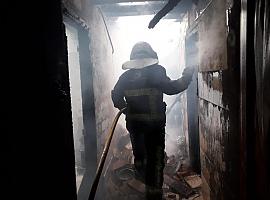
[148,0,182,29]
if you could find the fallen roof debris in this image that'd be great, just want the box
[103,133,203,199]
[148,0,182,29]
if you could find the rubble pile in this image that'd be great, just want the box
[103,134,203,200]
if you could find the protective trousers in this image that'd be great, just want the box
[127,122,165,200]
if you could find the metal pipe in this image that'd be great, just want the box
[97,7,115,54]
[89,107,127,200]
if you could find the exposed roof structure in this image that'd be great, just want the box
[96,0,193,22]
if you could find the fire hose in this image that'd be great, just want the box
[89,107,127,200]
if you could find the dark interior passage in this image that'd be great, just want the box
[6,0,269,200]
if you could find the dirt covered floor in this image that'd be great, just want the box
[103,133,203,200]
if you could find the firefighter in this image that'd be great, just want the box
[111,42,194,200]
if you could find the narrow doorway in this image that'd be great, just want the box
[65,23,85,190]
[64,16,97,200]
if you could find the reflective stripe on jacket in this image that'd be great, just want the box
[124,88,164,121]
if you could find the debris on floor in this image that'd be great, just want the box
[184,175,202,189]
[164,174,195,198]
[127,178,146,194]
[103,133,203,200]
[164,192,180,200]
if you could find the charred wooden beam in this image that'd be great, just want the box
[148,0,182,28]
[100,2,166,17]
[94,0,166,5]
[100,0,191,19]
[148,0,192,28]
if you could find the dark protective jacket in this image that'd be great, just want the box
[111,64,194,123]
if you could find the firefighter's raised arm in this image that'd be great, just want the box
[159,66,194,95]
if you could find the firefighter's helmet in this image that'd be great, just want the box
[130,42,158,60]
[122,42,159,70]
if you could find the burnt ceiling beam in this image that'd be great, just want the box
[100,2,166,17]
[104,12,184,20]
[148,0,182,28]
[93,0,167,5]
[99,0,191,19]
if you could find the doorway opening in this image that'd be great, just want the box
[64,16,97,199]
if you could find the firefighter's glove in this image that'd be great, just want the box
[182,66,195,76]
[182,66,195,83]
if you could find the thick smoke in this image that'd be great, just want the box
[107,15,189,158]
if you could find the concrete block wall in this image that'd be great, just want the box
[198,71,240,200]
[87,6,116,158]
[63,0,118,159]
[187,0,241,199]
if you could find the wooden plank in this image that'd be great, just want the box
[184,175,202,189]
